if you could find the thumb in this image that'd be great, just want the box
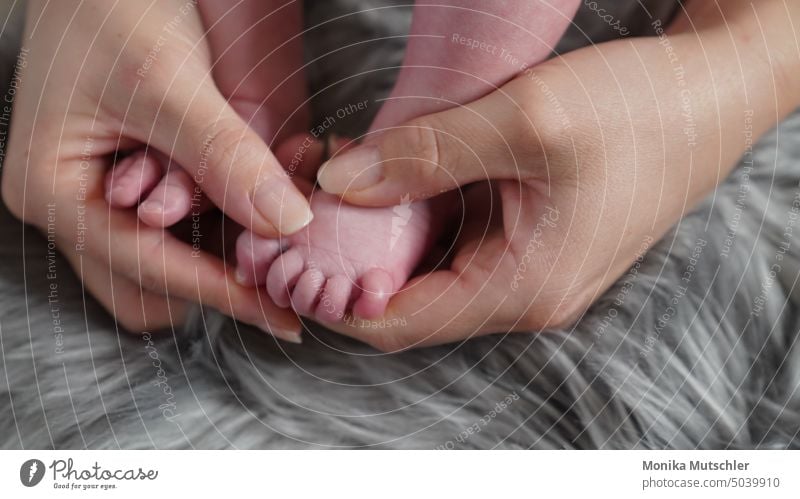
[316,86,538,206]
[141,82,313,237]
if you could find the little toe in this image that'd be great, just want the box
[235,230,286,286]
[315,274,352,323]
[290,268,325,316]
[266,247,306,308]
[138,168,195,227]
[353,268,395,320]
[105,152,162,208]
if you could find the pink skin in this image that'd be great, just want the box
[238,0,581,322]
[105,152,162,208]
[246,190,435,321]
[108,0,580,322]
[105,151,201,227]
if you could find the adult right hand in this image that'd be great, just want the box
[1,0,312,340]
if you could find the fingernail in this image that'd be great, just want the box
[317,144,383,195]
[252,179,314,235]
[261,326,302,344]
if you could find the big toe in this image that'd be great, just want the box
[352,268,395,320]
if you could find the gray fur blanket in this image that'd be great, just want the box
[1,0,799,449]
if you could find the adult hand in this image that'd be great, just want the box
[315,0,800,350]
[1,0,312,339]
[106,0,314,228]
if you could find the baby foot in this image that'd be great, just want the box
[237,190,436,322]
[104,149,206,227]
[104,133,323,228]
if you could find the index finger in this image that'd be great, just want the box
[79,198,302,339]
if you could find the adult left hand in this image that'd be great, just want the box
[313,0,800,350]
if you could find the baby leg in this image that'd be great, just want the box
[371,0,581,130]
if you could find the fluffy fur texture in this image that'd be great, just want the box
[1,0,798,449]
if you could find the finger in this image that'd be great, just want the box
[104,151,162,208]
[317,80,539,206]
[138,167,197,228]
[134,79,313,237]
[61,250,190,332]
[80,199,303,341]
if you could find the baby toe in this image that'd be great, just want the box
[138,168,195,227]
[266,247,306,308]
[352,268,395,320]
[315,274,352,323]
[106,152,162,208]
[291,268,325,316]
[235,231,287,286]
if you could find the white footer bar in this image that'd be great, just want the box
[1,450,797,498]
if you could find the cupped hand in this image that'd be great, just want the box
[314,0,799,350]
[1,0,312,339]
